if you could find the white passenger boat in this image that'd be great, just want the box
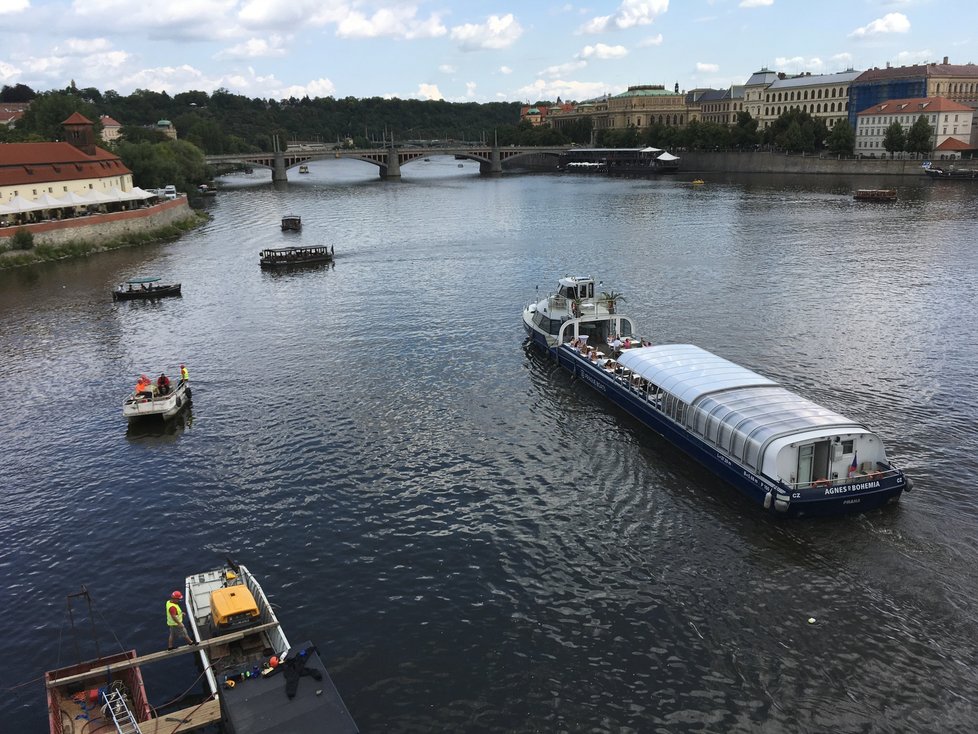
[122,372,191,420]
[185,562,358,734]
[523,276,912,518]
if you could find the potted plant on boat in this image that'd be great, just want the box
[601,291,625,314]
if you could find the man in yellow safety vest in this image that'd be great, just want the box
[166,590,197,650]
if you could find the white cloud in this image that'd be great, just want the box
[451,13,523,51]
[517,78,619,100]
[336,6,447,40]
[499,65,513,74]
[216,36,288,60]
[739,0,773,7]
[0,0,30,14]
[277,77,336,99]
[438,64,456,73]
[52,38,112,55]
[465,81,476,97]
[72,0,242,40]
[638,33,663,47]
[894,49,933,64]
[849,12,910,38]
[578,43,628,60]
[0,61,23,83]
[774,55,824,72]
[696,62,719,72]
[540,60,588,77]
[831,52,853,65]
[415,83,443,100]
[581,0,668,33]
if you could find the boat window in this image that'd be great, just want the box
[842,439,854,454]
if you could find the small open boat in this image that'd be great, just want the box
[123,371,191,420]
[260,245,334,268]
[299,164,310,174]
[281,215,302,231]
[112,277,181,301]
[186,561,359,733]
[853,188,897,201]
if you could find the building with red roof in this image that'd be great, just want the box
[855,97,973,159]
[1,114,135,225]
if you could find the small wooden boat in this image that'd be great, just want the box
[299,164,310,174]
[113,277,181,301]
[260,245,334,268]
[197,183,217,196]
[281,215,302,231]
[853,188,897,201]
[186,561,359,733]
[123,371,191,420]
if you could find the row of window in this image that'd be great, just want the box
[766,86,848,103]
[763,102,849,116]
[615,115,687,127]
[934,82,978,95]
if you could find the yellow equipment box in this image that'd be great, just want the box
[210,585,260,629]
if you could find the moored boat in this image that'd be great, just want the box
[123,370,191,420]
[281,215,302,231]
[924,165,978,180]
[185,561,358,734]
[522,276,912,518]
[260,245,334,268]
[299,164,310,174]
[113,277,182,301]
[853,188,897,201]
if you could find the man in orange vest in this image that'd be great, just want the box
[166,590,197,650]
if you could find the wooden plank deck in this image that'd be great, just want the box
[142,697,221,734]
[46,621,280,688]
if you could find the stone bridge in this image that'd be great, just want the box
[204,145,569,181]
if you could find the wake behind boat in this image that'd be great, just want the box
[185,562,358,734]
[523,275,912,518]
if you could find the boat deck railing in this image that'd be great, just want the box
[789,464,900,491]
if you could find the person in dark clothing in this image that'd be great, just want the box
[282,646,323,698]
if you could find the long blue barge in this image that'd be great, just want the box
[522,276,911,518]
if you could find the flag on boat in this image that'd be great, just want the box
[849,452,858,477]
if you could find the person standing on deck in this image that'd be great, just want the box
[166,591,197,650]
[180,364,189,384]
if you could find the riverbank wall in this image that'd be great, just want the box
[662,151,928,176]
[0,196,195,247]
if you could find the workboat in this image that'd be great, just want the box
[123,371,191,420]
[44,587,221,734]
[260,245,333,268]
[112,277,182,301]
[185,561,358,734]
[853,188,897,201]
[299,164,310,174]
[522,276,912,518]
[281,215,302,231]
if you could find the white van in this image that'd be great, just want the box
[162,185,177,200]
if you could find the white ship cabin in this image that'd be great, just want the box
[530,276,637,348]
[616,345,894,491]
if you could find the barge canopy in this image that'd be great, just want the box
[617,345,875,479]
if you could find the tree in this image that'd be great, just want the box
[730,111,760,149]
[0,83,36,102]
[905,115,934,156]
[883,122,905,158]
[15,91,99,141]
[10,228,34,250]
[826,119,855,156]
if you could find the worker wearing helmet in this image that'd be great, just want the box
[166,590,197,650]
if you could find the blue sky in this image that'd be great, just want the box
[0,1,973,102]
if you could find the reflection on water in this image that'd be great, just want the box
[126,407,194,441]
[2,164,978,732]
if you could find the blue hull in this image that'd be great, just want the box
[525,323,905,518]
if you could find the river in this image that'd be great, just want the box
[2,158,978,732]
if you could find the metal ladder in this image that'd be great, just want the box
[102,688,143,734]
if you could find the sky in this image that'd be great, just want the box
[0,0,974,103]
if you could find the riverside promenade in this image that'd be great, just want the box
[679,150,933,176]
